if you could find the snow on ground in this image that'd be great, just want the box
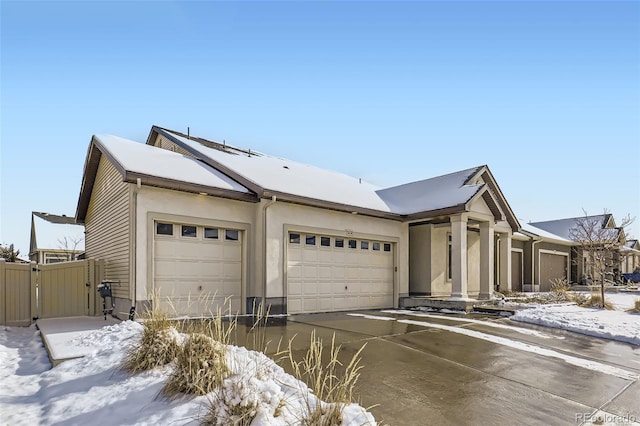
[510,302,640,346]
[0,322,374,426]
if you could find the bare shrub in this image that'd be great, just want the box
[550,277,571,294]
[121,307,180,373]
[286,330,367,425]
[578,292,615,310]
[162,333,229,397]
[626,298,640,314]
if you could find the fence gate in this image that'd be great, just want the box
[0,260,32,326]
[37,259,101,319]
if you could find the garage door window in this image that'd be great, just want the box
[204,228,219,239]
[373,242,380,251]
[156,222,173,236]
[181,225,197,238]
[384,243,391,252]
[289,233,300,244]
[361,241,369,250]
[306,235,316,246]
[321,236,331,247]
[335,238,344,248]
[348,239,357,249]
[225,230,239,241]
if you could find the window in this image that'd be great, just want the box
[306,235,316,246]
[204,228,218,239]
[181,225,197,238]
[361,241,369,250]
[156,222,173,236]
[225,230,239,241]
[384,243,391,252]
[348,239,357,249]
[447,234,452,280]
[335,238,344,248]
[289,233,300,244]
[321,236,331,247]
[373,242,380,251]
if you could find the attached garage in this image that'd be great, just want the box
[153,221,243,316]
[286,232,394,314]
[539,250,568,292]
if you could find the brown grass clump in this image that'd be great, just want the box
[550,278,571,294]
[577,292,615,310]
[162,332,229,397]
[626,298,640,313]
[286,330,366,425]
[122,310,180,373]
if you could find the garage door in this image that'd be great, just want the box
[539,252,567,292]
[287,232,394,314]
[154,221,242,316]
[511,251,523,292]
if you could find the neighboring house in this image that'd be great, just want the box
[29,212,85,264]
[515,223,575,291]
[75,126,520,318]
[621,239,640,274]
[530,214,626,285]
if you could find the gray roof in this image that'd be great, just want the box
[530,214,619,242]
[376,167,484,215]
[33,211,77,225]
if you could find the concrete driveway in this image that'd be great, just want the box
[241,310,640,426]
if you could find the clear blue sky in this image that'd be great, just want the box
[1,0,639,256]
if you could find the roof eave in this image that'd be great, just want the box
[125,171,259,203]
[262,190,403,221]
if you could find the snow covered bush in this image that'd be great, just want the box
[122,313,181,373]
[163,332,229,397]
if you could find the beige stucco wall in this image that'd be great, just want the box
[135,187,258,307]
[264,201,408,305]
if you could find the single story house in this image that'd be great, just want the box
[29,212,85,264]
[529,214,626,284]
[620,239,640,275]
[513,223,575,292]
[75,126,520,317]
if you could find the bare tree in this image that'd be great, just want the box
[0,243,20,262]
[57,236,84,261]
[568,210,634,308]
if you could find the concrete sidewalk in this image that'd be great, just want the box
[36,316,121,366]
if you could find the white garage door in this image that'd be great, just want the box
[154,221,242,316]
[287,232,394,314]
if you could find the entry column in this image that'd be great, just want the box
[479,221,494,300]
[451,214,468,298]
[498,231,512,292]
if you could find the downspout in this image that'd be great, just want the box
[130,178,140,320]
[261,195,277,313]
[531,237,541,291]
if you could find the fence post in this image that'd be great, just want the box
[88,259,95,316]
[0,259,6,326]
[30,261,38,321]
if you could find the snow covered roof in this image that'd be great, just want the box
[529,215,620,243]
[520,223,573,244]
[158,129,394,213]
[94,134,251,194]
[376,167,484,215]
[76,135,256,221]
[625,239,639,249]
[31,212,85,252]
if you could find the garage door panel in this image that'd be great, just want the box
[154,224,243,317]
[223,245,241,260]
[287,234,394,314]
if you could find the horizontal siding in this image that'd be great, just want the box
[85,157,130,299]
[155,135,193,157]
